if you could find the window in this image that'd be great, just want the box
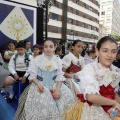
[83,14,86,18]
[88,25,92,30]
[102,5,106,9]
[84,3,86,8]
[106,22,111,26]
[90,0,93,2]
[108,1,112,3]
[94,27,97,31]
[76,20,79,26]
[89,17,92,21]
[54,2,59,8]
[107,11,112,14]
[51,26,58,33]
[82,33,86,37]
[107,5,112,8]
[89,6,93,11]
[76,0,79,4]
[101,11,105,15]
[107,19,111,21]
[76,10,79,15]
[82,23,86,28]
[69,18,73,24]
[52,13,58,20]
[95,18,97,22]
[75,31,78,36]
[70,7,73,13]
[95,10,98,14]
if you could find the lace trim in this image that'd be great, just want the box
[91,62,120,88]
[35,55,58,71]
[83,85,100,100]
[56,74,66,81]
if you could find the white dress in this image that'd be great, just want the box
[63,59,120,120]
[84,54,95,65]
[4,50,17,58]
[14,54,74,120]
[62,52,85,96]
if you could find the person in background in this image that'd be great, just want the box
[81,43,87,57]
[14,39,74,120]
[84,48,96,65]
[63,36,120,120]
[113,50,120,68]
[55,46,63,59]
[62,40,85,96]
[4,42,17,61]
[65,44,72,55]
[3,41,34,103]
[33,44,42,59]
[88,44,93,51]
[24,40,32,55]
[4,42,17,70]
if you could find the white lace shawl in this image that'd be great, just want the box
[77,61,120,100]
[62,52,85,69]
[29,54,65,81]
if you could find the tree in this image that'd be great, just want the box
[109,33,120,42]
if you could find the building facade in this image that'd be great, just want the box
[10,0,99,43]
[99,21,107,39]
[99,0,120,35]
[48,0,99,43]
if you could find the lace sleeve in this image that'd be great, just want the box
[78,64,100,100]
[28,56,38,81]
[62,55,71,69]
[56,58,66,81]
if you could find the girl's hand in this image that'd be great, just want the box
[21,76,26,83]
[52,89,61,99]
[14,73,19,80]
[112,100,120,110]
[38,84,44,92]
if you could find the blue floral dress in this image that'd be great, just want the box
[14,54,74,120]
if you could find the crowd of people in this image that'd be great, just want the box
[0,36,120,120]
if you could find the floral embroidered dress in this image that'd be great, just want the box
[63,59,120,120]
[14,54,74,120]
[62,52,85,96]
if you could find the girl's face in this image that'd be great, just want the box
[33,48,40,55]
[56,49,62,55]
[96,41,117,68]
[72,42,83,55]
[8,43,15,51]
[26,42,31,50]
[16,48,25,56]
[91,52,96,59]
[43,41,55,56]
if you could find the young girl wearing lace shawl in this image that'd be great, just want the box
[62,40,85,96]
[63,36,120,120]
[14,39,74,120]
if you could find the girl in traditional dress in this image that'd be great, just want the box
[62,40,85,96]
[63,36,120,120]
[4,42,17,70]
[55,46,63,59]
[33,44,42,59]
[14,39,74,120]
[4,42,17,61]
[84,48,96,65]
